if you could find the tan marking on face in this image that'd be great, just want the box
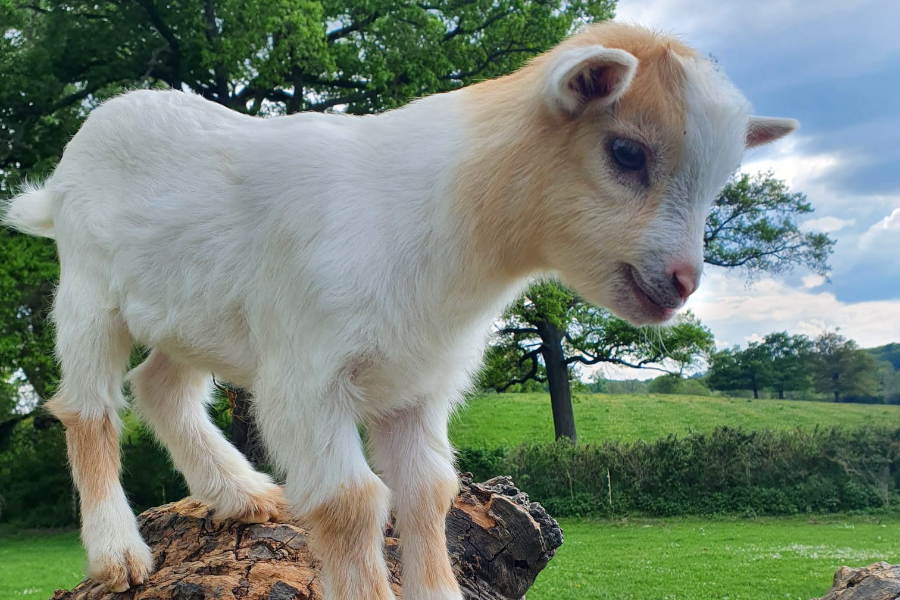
[306,480,394,600]
[454,22,693,279]
[46,397,121,513]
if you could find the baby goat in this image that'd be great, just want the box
[6,21,795,600]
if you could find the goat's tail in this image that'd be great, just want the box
[3,183,56,239]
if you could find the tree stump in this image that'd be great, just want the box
[51,475,563,600]
[817,563,900,600]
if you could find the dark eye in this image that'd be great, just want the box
[610,138,646,171]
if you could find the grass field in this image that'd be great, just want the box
[0,529,83,599]
[2,515,898,599]
[531,515,900,600]
[449,393,900,447]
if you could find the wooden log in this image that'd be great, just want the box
[50,475,563,600]
[817,563,900,600]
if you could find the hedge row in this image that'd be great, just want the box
[3,421,898,526]
[457,426,900,517]
[0,419,187,527]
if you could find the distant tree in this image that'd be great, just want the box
[647,374,683,395]
[762,332,813,399]
[874,361,900,403]
[485,281,714,441]
[707,332,813,400]
[707,342,773,400]
[811,331,878,402]
[587,371,608,394]
[704,172,834,279]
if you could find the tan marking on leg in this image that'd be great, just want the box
[307,480,395,600]
[48,397,152,592]
[400,477,461,593]
[46,397,120,512]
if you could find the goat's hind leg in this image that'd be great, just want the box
[254,372,396,600]
[369,402,462,600]
[47,275,152,592]
[128,350,282,522]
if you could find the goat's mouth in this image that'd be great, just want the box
[619,264,681,324]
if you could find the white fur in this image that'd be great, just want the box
[647,55,752,279]
[5,27,793,599]
[3,184,56,238]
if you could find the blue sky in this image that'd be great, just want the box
[614,0,900,351]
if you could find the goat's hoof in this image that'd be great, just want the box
[90,544,154,592]
[213,484,286,525]
[235,484,286,523]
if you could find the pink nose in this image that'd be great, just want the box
[670,265,699,300]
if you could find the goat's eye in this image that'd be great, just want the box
[610,138,646,171]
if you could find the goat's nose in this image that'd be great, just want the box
[669,264,700,300]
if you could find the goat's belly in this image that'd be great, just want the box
[122,298,257,386]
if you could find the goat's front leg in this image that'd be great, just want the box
[254,376,395,600]
[369,401,462,600]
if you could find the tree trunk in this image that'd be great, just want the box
[777,388,784,400]
[230,386,268,469]
[817,563,900,599]
[50,475,563,600]
[833,372,840,403]
[537,320,576,442]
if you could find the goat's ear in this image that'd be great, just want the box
[745,116,799,148]
[545,45,638,116]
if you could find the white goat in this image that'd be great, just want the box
[5,22,796,600]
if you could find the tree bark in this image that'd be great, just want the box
[230,386,268,470]
[817,562,900,599]
[537,320,576,442]
[50,475,563,600]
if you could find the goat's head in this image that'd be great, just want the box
[463,23,797,325]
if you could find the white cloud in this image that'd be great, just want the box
[860,208,900,249]
[690,270,900,348]
[738,138,900,283]
[614,0,899,86]
[800,216,855,234]
[741,138,845,192]
[802,274,826,289]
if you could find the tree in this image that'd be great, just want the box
[874,361,900,403]
[763,332,812,399]
[704,172,834,278]
[487,171,835,437]
[811,331,878,402]
[482,281,714,441]
[1,0,616,191]
[0,0,616,437]
[707,342,773,399]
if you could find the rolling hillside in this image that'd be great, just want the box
[869,342,900,369]
[448,393,900,447]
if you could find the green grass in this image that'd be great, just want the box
[449,393,900,447]
[3,515,898,599]
[530,514,900,600]
[0,529,84,599]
